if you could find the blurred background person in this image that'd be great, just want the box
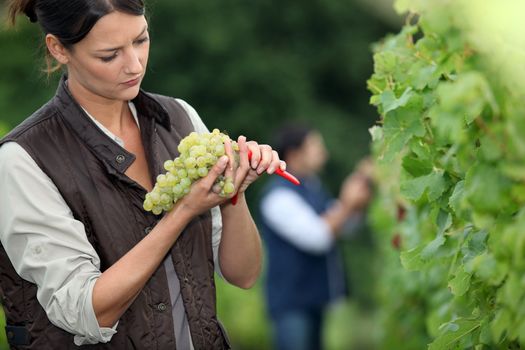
[259,123,372,350]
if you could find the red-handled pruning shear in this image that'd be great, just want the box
[230,150,300,204]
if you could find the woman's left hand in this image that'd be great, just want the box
[221,135,285,197]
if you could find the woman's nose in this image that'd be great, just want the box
[124,48,143,75]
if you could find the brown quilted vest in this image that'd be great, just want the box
[0,77,230,349]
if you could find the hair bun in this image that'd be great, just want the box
[25,8,37,22]
[24,0,38,22]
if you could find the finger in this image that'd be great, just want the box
[256,144,273,174]
[247,141,261,169]
[237,169,259,194]
[223,136,235,180]
[279,160,287,172]
[237,135,250,171]
[212,183,222,194]
[266,150,281,174]
[199,155,229,189]
[234,136,250,187]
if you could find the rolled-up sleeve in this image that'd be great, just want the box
[0,142,117,345]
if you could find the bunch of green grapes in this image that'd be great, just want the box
[143,129,238,215]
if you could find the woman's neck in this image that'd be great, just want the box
[67,78,131,137]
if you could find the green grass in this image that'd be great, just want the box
[0,306,7,350]
[216,277,379,350]
[324,300,379,350]
[216,278,272,350]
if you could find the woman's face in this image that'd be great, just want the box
[64,11,150,103]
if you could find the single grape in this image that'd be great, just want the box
[222,181,235,195]
[197,167,208,177]
[213,145,225,157]
[196,156,207,167]
[172,184,183,196]
[184,157,196,169]
[180,177,191,189]
[187,168,199,180]
[164,160,175,171]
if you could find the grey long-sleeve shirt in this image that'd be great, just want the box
[0,99,222,347]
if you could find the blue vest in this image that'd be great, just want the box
[259,176,347,319]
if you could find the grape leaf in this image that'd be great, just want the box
[464,163,511,213]
[400,245,424,271]
[448,180,465,215]
[402,154,433,177]
[421,234,446,260]
[429,319,481,350]
[369,125,383,142]
[380,87,414,115]
[466,253,508,286]
[490,308,512,343]
[448,266,471,296]
[400,170,448,202]
[380,106,425,161]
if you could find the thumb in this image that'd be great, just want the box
[200,155,229,188]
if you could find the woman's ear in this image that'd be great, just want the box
[45,34,70,65]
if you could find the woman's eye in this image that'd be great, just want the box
[135,36,149,45]
[100,54,117,62]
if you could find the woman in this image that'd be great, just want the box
[0,1,284,349]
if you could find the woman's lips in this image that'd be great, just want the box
[122,77,141,87]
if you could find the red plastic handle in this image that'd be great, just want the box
[230,150,300,205]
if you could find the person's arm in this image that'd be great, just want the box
[260,187,334,254]
[92,156,230,327]
[213,136,282,289]
[0,142,116,345]
[217,194,262,289]
[90,203,192,327]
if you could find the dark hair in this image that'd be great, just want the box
[273,122,314,161]
[8,0,145,71]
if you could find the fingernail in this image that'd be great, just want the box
[219,156,228,166]
[257,167,264,174]
[267,166,275,174]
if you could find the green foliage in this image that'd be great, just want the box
[216,278,271,350]
[0,21,59,128]
[0,306,5,350]
[369,0,525,348]
[0,122,7,138]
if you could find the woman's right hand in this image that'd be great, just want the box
[165,155,231,219]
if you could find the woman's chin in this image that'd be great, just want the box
[118,86,141,101]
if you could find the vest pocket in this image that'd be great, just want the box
[5,324,31,346]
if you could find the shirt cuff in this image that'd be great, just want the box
[73,276,118,345]
[74,325,118,346]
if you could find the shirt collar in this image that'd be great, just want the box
[53,75,170,174]
[81,102,140,148]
